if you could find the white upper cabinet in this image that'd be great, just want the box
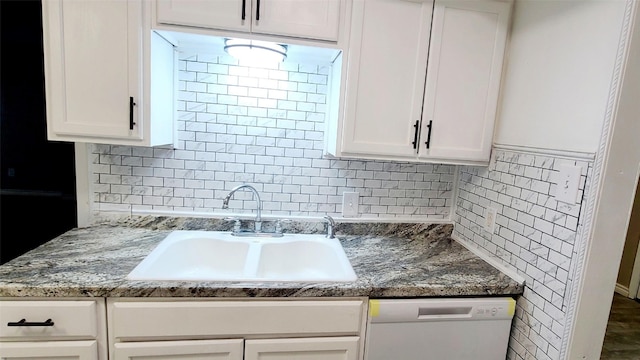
[252,0,342,41]
[419,0,510,163]
[155,0,343,42]
[331,0,511,165]
[42,0,175,146]
[156,0,250,33]
[340,0,433,158]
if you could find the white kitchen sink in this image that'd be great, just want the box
[127,230,357,282]
[256,240,355,281]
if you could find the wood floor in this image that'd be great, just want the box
[601,293,640,359]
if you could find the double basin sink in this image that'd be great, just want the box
[127,230,358,283]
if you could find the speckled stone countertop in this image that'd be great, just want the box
[0,216,523,298]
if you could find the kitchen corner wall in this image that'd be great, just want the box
[90,52,454,219]
[453,147,593,360]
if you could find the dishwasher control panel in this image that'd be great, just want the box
[369,297,516,322]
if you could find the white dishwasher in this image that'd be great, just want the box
[364,297,515,360]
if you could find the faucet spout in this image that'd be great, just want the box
[222,184,262,231]
[323,215,336,239]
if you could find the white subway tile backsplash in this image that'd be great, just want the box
[91,54,453,218]
[453,148,593,360]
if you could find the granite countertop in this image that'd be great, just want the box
[0,216,524,298]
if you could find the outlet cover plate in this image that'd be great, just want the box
[342,192,359,217]
[555,164,582,204]
[484,207,497,233]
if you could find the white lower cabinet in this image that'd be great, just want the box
[112,337,359,360]
[108,299,367,360]
[0,298,365,360]
[245,337,360,360]
[0,340,98,360]
[114,339,244,360]
[0,299,107,360]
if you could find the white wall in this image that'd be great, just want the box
[494,0,627,154]
[567,2,640,357]
[460,1,635,358]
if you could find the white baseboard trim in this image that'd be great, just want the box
[615,283,630,297]
[451,233,526,285]
[493,143,596,161]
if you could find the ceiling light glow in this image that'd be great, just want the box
[224,39,287,63]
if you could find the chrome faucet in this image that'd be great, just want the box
[222,184,263,232]
[323,215,336,239]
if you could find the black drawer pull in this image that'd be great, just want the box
[411,120,419,149]
[129,96,136,130]
[256,0,261,20]
[7,319,55,327]
[425,120,433,149]
[242,0,246,20]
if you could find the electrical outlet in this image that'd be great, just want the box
[555,164,582,204]
[484,207,497,233]
[342,192,359,217]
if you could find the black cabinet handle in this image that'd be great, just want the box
[425,120,433,149]
[412,120,419,149]
[8,319,54,327]
[242,0,246,20]
[256,0,260,20]
[129,97,136,130]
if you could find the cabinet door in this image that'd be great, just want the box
[156,0,250,32]
[42,0,143,141]
[114,339,244,360]
[341,0,433,158]
[0,340,98,360]
[252,0,342,41]
[419,0,510,163]
[245,337,359,360]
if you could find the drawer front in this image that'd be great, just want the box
[0,300,98,340]
[245,336,360,360]
[111,300,364,341]
[114,339,244,360]
[0,340,98,359]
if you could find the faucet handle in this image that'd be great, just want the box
[223,217,241,234]
[275,219,292,234]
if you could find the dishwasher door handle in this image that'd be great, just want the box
[418,306,472,318]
